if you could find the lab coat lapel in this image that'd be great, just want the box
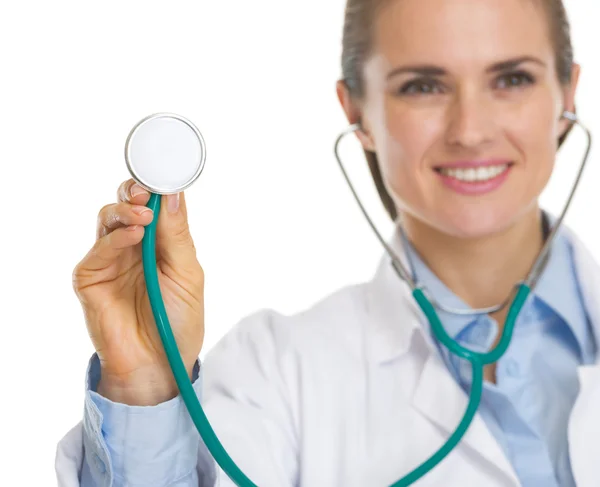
[565,229,600,487]
[410,335,519,484]
[367,227,519,484]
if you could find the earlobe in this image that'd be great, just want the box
[357,123,376,152]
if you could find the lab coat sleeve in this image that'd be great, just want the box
[55,352,216,487]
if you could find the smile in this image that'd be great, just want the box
[436,164,511,182]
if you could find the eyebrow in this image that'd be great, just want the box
[386,56,547,80]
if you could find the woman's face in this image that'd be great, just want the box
[348,0,579,238]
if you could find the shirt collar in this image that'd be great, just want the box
[401,232,481,343]
[533,227,590,359]
[399,219,589,358]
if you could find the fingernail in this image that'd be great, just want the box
[167,193,180,213]
[131,184,149,198]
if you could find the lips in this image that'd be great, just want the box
[433,160,514,195]
[436,164,512,182]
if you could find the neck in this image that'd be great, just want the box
[401,208,544,310]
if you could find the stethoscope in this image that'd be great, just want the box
[123,110,592,487]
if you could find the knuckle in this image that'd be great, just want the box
[172,225,193,242]
[71,262,86,293]
[97,202,129,228]
[115,201,130,214]
[195,262,205,281]
[196,267,206,292]
[186,261,204,292]
[97,203,113,220]
[118,179,135,202]
[96,205,113,234]
[71,265,80,289]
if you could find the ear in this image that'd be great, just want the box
[558,63,581,138]
[336,79,376,152]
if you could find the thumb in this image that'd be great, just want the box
[155,191,198,269]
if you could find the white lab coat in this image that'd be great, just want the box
[56,224,600,487]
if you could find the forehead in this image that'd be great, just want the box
[372,0,553,68]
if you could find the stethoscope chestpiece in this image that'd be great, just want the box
[124,112,206,195]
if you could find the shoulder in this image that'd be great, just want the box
[204,281,371,367]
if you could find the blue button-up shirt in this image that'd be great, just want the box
[402,225,596,486]
[80,356,211,486]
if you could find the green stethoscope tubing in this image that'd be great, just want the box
[142,193,257,487]
[394,285,530,486]
[141,190,530,487]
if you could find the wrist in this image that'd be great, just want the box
[97,364,195,406]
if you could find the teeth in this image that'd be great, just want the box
[439,164,509,182]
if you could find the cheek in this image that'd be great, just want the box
[369,87,561,233]
[376,107,442,200]
[507,95,558,185]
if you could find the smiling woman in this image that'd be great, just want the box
[55,0,598,486]
[338,0,576,234]
[336,0,580,312]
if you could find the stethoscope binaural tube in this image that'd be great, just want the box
[334,110,592,486]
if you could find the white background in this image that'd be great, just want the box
[0,0,597,484]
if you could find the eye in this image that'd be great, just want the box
[496,71,535,89]
[398,78,444,95]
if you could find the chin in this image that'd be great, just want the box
[430,205,526,240]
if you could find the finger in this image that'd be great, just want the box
[117,178,152,206]
[156,191,199,273]
[96,202,154,240]
[74,226,145,283]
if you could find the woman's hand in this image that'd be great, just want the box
[72,179,205,406]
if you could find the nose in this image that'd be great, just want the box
[445,90,495,149]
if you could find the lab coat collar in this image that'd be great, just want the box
[549,218,600,349]
[365,225,424,363]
